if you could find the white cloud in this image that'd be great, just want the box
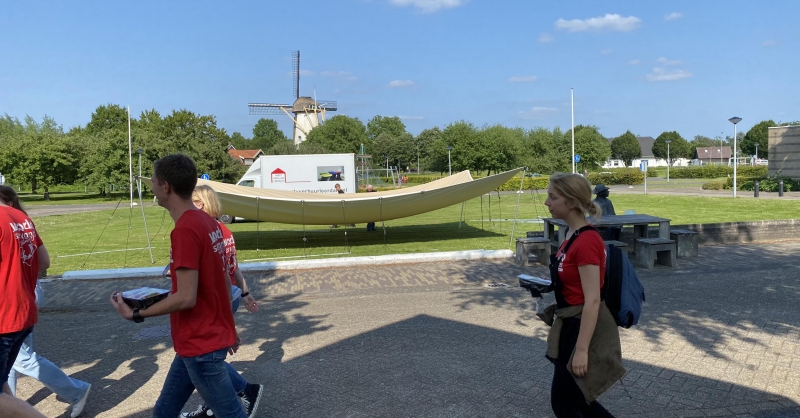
[656,57,681,66]
[628,59,640,65]
[763,40,778,47]
[537,33,554,43]
[399,115,425,121]
[600,49,614,56]
[555,14,641,32]
[518,106,559,120]
[646,68,692,82]
[321,71,352,77]
[664,12,682,21]
[388,80,415,87]
[389,0,463,13]
[507,76,539,83]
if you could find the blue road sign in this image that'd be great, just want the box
[574,155,581,163]
[200,173,210,180]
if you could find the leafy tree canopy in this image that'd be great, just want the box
[741,119,775,159]
[610,131,641,167]
[305,115,368,154]
[366,116,406,140]
[652,131,690,165]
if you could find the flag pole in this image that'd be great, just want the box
[128,106,135,206]
[571,88,575,174]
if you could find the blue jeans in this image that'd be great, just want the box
[154,348,246,418]
[1,327,32,385]
[8,332,90,404]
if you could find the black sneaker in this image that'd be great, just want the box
[238,383,263,418]
[182,404,214,417]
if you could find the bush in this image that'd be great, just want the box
[701,180,729,190]
[669,165,767,179]
[739,177,799,192]
[586,168,644,185]
[497,177,549,191]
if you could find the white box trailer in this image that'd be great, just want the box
[236,153,357,193]
[221,154,356,223]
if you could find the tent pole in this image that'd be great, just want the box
[509,170,525,248]
[480,195,484,231]
[341,200,349,253]
[137,177,154,263]
[301,200,307,258]
[256,197,260,253]
[380,197,387,250]
[459,202,465,229]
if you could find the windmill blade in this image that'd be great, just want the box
[248,103,292,115]
[292,50,300,99]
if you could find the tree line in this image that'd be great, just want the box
[0,103,787,197]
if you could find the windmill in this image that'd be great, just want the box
[248,51,338,146]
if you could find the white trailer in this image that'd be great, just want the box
[222,153,356,223]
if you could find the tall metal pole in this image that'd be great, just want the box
[733,124,738,198]
[448,149,452,176]
[128,106,134,206]
[571,88,575,174]
[666,140,671,182]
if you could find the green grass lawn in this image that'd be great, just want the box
[20,192,144,205]
[33,192,799,275]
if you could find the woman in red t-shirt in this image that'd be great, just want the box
[544,173,615,417]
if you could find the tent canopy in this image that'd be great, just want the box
[144,168,524,225]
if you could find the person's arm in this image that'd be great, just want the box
[110,268,199,320]
[37,245,50,275]
[234,268,258,312]
[572,263,602,377]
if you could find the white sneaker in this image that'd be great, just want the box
[71,384,91,418]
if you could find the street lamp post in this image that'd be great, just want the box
[665,140,672,182]
[729,116,742,198]
[446,145,453,176]
[136,148,143,192]
[755,143,759,164]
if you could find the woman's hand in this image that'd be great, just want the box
[242,294,259,313]
[571,348,589,377]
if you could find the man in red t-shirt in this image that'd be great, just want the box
[0,187,48,418]
[110,155,248,418]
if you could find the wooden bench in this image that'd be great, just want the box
[669,229,699,258]
[634,238,676,269]
[515,237,551,266]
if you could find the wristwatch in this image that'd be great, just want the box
[132,308,145,323]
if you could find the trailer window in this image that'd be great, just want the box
[238,180,255,187]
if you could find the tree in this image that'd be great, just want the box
[475,125,524,175]
[305,115,368,154]
[435,121,478,173]
[366,116,406,140]
[563,125,611,171]
[652,131,690,166]
[610,131,641,167]
[229,132,249,149]
[741,120,775,159]
[691,135,717,148]
[85,104,129,134]
[522,127,568,174]
[251,118,287,150]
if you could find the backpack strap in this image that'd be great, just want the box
[559,225,597,256]
[551,225,597,308]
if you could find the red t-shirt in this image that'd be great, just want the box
[555,228,606,306]
[0,206,43,333]
[168,210,236,357]
[218,222,237,285]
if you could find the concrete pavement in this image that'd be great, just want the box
[15,242,800,417]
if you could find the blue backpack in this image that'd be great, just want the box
[602,244,645,328]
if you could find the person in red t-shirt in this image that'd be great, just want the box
[110,155,260,418]
[0,185,48,418]
[544,173,616,417]
[180,185,262,418]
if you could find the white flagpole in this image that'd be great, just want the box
[571,88,575,174]
[128,106,135,206]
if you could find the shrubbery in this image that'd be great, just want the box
[587,168,644,185]
[739,177,799,192]
[668,165,767,179]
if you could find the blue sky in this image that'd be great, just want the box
[1,0,797,141]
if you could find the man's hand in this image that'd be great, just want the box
[110,292,134,321]
[242,294,259,313]
[228,333,241,355]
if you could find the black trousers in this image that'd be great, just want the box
[551,318,615,418]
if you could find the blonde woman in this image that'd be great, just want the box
[183,185,262,418]
[543,173,623,417]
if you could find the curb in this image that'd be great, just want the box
[59,249,514,281]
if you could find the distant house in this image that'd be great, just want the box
[694,147,731,165]
[603,136,690,169]
[227,147,264,166]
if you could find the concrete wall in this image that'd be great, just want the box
[622,218,800,245]
[768,126,800,179]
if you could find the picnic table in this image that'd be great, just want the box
[543,214,672,248]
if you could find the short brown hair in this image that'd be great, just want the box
[153,154,197,200]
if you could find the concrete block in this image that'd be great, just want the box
[515,237,551,266]
[670,229,699,258]
[635,238,676,269]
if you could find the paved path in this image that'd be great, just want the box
[26,203,158,218]
[17,242,800,417]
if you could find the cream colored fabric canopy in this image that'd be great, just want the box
[146,168,523,225]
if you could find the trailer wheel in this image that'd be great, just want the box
[219,214,235,224]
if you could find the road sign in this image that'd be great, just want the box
[200,173,210,180]
[639,160,648,171]
[574,155,581,163]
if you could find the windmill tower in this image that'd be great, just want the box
[248,51,338,146]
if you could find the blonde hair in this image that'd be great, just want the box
[192,185,222,218]
[548,173,602,219]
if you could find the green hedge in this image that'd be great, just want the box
[739,177,799,192]
[669,165,767,179]
[496,177,550,191]
[587,168,644,185]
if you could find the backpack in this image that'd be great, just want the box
[602,244,645,328]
